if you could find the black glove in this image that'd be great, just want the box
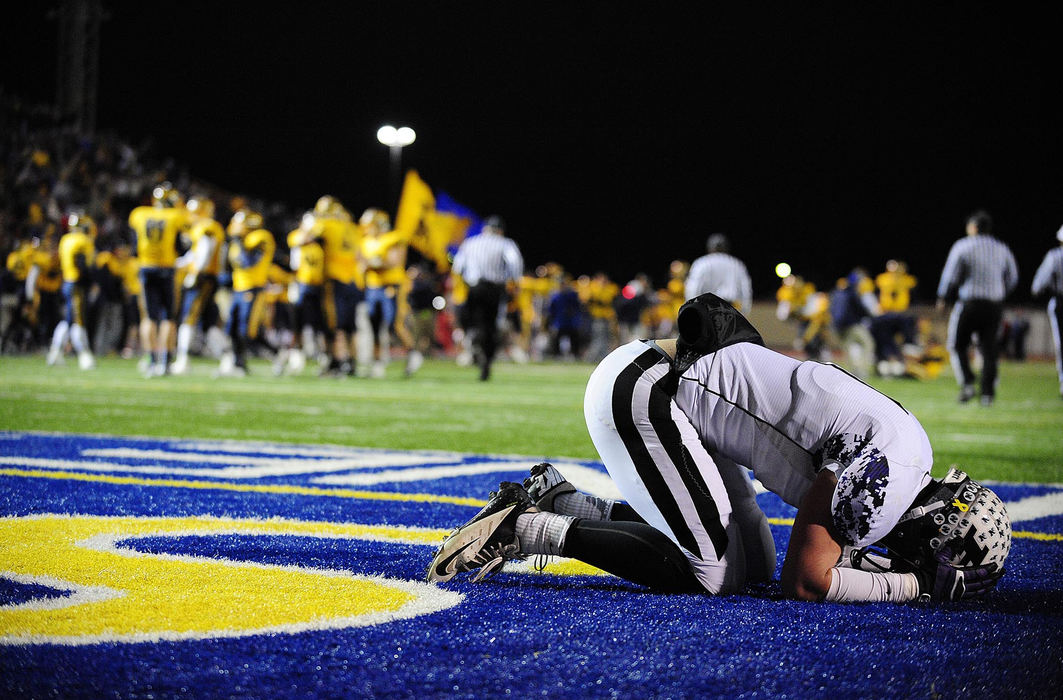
[914,551,1003,602]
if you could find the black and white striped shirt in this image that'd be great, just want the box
[684,253,753,312]
[1032,247,1063,298]
[936,234,1018,302]
[452,232,523,286]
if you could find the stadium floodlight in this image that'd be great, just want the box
[775,262,792,278]
[377,125,417,211]
[377,125,416,147]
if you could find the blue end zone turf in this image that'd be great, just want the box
[1,432,1061,697]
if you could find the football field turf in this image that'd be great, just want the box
[1,355,1061,697]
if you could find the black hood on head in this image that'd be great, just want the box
[673,293,764,375]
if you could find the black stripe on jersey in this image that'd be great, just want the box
[646,371,729,560]
[611,348,704,560]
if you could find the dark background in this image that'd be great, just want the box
[4,3,1060,300]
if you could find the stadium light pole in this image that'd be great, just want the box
[377,125,416,213]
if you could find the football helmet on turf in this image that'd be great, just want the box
[879,467,1011,572]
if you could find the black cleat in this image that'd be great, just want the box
[426,482,536,583]
[522,462,576,512]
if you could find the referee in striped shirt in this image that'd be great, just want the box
[684,233,752,312]
[1032,225,1063,398]
[936,210,1019,405]
[452,216,524,380]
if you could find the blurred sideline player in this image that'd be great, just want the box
[285,212,327,374]
[47,214,97,369]
[171,196,225,375]
[26,234,64,348]
[128,181,189,377]
[1032,225,1063,398]
[2,235,38,352]
[315,196,363,377]
[217,210,275,376]
[358,208,410,378]
[429,294,1010,604]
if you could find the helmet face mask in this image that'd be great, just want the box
[879,467,1011,572]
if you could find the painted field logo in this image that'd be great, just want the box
[0,514,461,645]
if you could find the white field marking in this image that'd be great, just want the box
[164,440,464,462]
[83,448,460,472]
[0,571,123,612]
[0,453,461,480]
[939,433,1018,444]
[1000,491,1063,523]
[314,461,625,501]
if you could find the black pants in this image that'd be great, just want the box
[465,282,505,369]
[948,299,1004,397]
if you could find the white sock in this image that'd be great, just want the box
[51,320,70,353]
[177,324,193,359]
[515,511,577,556]
[70,324,88,354]
[825,566,920,602]
[553,491,616,520]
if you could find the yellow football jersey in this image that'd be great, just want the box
[361,230,410,288]
[318,218,363,287]
[230,229,276,292]
[875,270,917,312]
[58,231,96,283]
[187,218,226,276]
[586,278,620,320]
[288,230,326,287]
[6,242,36,282]
[32,249,63,293]
[129,205,189,268]
[264,263,293,304]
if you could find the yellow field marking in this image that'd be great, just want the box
[1012,530,1063,542]
[0,514,461,645]
[1,468,1060,542]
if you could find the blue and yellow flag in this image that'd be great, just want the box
[395,170,478,271]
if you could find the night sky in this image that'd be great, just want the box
[4,3,1061,301]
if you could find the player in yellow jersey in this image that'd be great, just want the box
[875,259,917,312]
[357,208,410,377]
[128,181,189,376]
[2,235,39,353]
[171,196,226,375]
[217,210,276,377]
[583,270,620,362]
[870,260,920,377]
[46,215,98,369]
[314,195,363,377]
[26,233,64,350]
[284,212,327,374]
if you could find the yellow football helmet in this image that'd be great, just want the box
[359,208,391,233]
[314,195,351,221]
[151,181,184,209]
[228,209,264,237]
[66,213,97,236]
[186,196,216,220]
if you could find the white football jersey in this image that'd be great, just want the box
[673,342,934,547]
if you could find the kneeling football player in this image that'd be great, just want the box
[428,294,1010,603]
